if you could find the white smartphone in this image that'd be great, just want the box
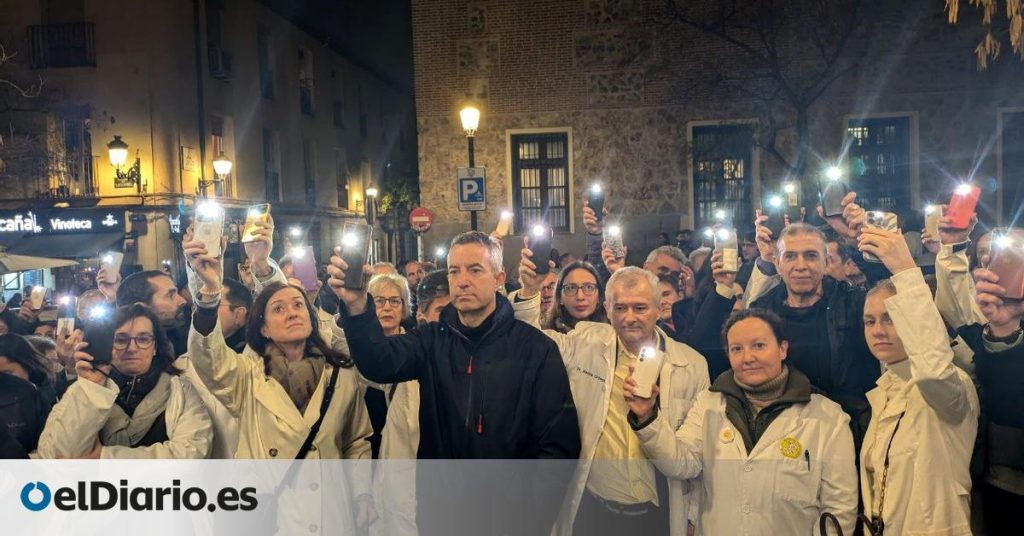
[604,224,626,259]
[495,210,514,237]
[99,251,124,283]
[57,317,76,339]
[632,346,664,399]
[194,203,225,258]
[924,205,942,237]
[29,286,47,309]
[714,228,739,272]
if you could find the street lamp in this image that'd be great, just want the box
[460,105,481,231]
[200,151,233,198]
[364,187,379,226]
[107,135,143,193]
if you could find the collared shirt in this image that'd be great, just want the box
[586,338,658,506]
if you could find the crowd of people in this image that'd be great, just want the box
[0,188,1020,536]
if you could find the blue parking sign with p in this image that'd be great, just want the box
[457,167,487,211]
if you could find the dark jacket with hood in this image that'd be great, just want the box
[338,292,581,534]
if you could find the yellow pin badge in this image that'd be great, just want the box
[780,437,802,459]
[720,427,735,444]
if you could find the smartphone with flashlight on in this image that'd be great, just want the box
[946,184,981,230]
[528,224,554,275]
[241,203,271,243]
[194,202,225,258]
[821,174,849,217]
[83,318,115,365]
[29,286,47,310]
[924,205,943,237]
[340,221,372,290]
[988,230,1024,300]
[762,195,786,237]
[290,245,319,292]
[495,210,514,237]
[604,223,626,259]
[587,184,604,222]
[99,251,124,284]
[782,182,802,220]
[862,211,899,262]
[714,228,739,272]
[631,346,664,398]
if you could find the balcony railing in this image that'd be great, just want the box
[27,22,96,69]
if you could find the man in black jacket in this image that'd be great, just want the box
[0,373,51,458]
[330,231,581,535]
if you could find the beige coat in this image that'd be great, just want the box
[509,290,710,536]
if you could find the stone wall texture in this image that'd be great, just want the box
[411,0,1024,268]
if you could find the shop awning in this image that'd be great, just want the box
[3,232,124,259]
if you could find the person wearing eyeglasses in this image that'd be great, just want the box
[518,243,709,536]
[35,304,212,459]
[542,261,608,333]
[364,273,413,458]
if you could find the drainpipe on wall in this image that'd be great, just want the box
[193,0,208,197]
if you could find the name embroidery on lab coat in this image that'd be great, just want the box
[574,365,607,384]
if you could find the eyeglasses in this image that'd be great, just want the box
[541,282,557,292]
[112,333,156,350]
[561,283,598,296]
[373,296,404,308]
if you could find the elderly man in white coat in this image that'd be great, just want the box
[517,245,709,536]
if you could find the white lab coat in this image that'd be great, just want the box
[860,268,979,536]
[36,372,212,459]
[508,290,709,536]
[633,382,858,535]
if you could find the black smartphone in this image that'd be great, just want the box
[763,195,786,237]
[83,319,116,366]
[528,224,554,275]
[340,221,372,290]
[820,179,849,217]
[587,184,604,222]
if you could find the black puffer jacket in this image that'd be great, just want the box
[338,293,580,535]
[0,373,51,458]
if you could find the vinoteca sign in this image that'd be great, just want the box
[0,209,125,235]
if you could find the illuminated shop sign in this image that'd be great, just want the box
[0,209,125,235]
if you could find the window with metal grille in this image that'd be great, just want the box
[303,138,317,206]
[846,117,911,212]
[691,124,754,230]
[510,133,570,233]
[335,148,349,209]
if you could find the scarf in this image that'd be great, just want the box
[265,344,326,414]
[734,366,790,416]
[100,371,172,447]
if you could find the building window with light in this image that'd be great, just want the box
[846,116,911,211]
[691,124,755,230]
[510,132,571,233]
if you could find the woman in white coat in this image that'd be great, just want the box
[856,226,979,535]
[625,308,858,535]
[183,236,375,532]
[36,304,212,459]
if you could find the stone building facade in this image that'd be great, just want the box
[412,0,1024,269]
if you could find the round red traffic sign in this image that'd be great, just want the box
[409,207,433,232]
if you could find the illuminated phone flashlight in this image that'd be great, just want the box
[703,227,714,238]
[607,224,622,237]
[342,232,358,248]
[500,210,513,221]
[197,200,222,218]
[531,224,548,237]
[717,228,732,241]
[995,234,1013,249]
[589,183,602,194]
[289,226,303,238]
[59,295,71,306]
[89,304,109,320]
[639,346,657,361]
[783,182,797,194]
[924,204,936,215]
[435,247,446,258]
[873,211,885,219]
[714,209,727,221]
[825,166,843,181]
[768,195,783,208]
[290,247,306,259]
[956,183,974,195]
[161,259,171,266]
[102,254,114,264]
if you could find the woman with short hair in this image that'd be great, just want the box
[625,308,858,534]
